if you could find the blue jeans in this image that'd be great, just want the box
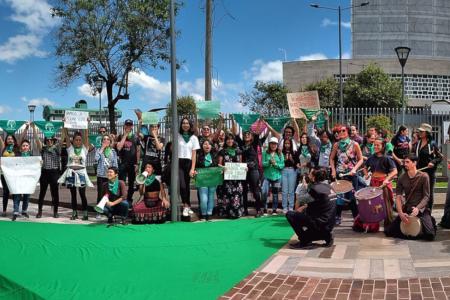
[103,200,129,218]
[281,168,297,211]
[198,186,216,216]
[262,178,281,210]
[13,194,30,215]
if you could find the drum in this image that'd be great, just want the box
[355,187,386,223]
[400,216,422,237]
[330,180,353,206]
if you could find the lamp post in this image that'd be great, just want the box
[28,105,36,122]
[310,1,369,123]
[395,46,411,125]
[94,78,103,126]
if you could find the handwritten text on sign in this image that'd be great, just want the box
[224,162,247,180]
[64,110,89,129]
[287,91,320,118]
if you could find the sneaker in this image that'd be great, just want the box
[289,241,316,250]
[182,207,189,217]
[272,210,278,216]
[70,211,78,220]
[188,208,194,215]
[282,209,288,214]
[335,216,341,225]
[36,211,42,218]
[121,218,128,225]
[263,209,268,216]
[255,210,263,218]
[12,214,18,221]
[95,213,102,220]
[22,212,30,218]
[324,236,334,248]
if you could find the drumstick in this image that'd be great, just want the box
[339,166,370,178]
[417,166,430,171]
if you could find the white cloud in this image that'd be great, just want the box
[342,52,351,59]
[0,0,58,63]
[341,21,351,29]
[299,53,328,61]
[247,59,283,82]
[320,18,351,29]
[0,106,12,114]
[21,96,55,106]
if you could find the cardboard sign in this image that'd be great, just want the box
[64,110,89,129]
[197,100,220,120]
[0,120,26,134]
[195,167,224,187]
[1,157,42,194]
[34,121,63,138]
[287,91,320,118]
[142,112,159,125]
[224,162,247,180]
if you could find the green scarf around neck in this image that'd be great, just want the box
[367,143,375,155]
[144,173,156,186]
[300,145,310,157]
[320,142,331,153]
[21,151,31,157]
[226,147,236,157]
[338,138,351,153]
[108,178,119,195]
[74,147,82,156]
[104,147,111,158]
[204,153,212,167]
[181,133,191,143]
[5,144,13,153]
[127,132,134,140]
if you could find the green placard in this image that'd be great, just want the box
[89,135,103,148]
[301,109,332,129]
[34,121,63,138]
[265,117,290,132]
[195,167,224,187]
[142,112,159,125]
[231,113,260,131]
[196,100,220,120]
[0,120,26,134]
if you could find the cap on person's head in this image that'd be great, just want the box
[124,119,133,126]
[417,123,432,133]
[269,137,279,144]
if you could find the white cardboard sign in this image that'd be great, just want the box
[1,157,42,194]
[224,162,247,180]
[64,110,89,129]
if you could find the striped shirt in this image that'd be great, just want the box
[41,146,60,170]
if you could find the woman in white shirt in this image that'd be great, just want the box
[178,118,200,217]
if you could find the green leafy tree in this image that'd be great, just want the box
[51,0,178,133]
[365,115,393,134]
[303,77,339,107]
[239,81,289,115]
[167,95,197,117]
[344,63,402,108]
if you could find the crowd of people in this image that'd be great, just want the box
[1,110,449,247]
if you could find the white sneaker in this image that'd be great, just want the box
[95,213,101,220]
[188,208,194,215]
[272,210,278,216]
[182,207,189,217]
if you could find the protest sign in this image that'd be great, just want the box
[224,162,247,180]
[194,167,224,187]
[265,117,291,132]
[34,121,63,138]
[142,112,159,125]
[1,157,42,194]
[197,100,220,120]
[287,91,320,118]
[64,111,89,129]
[231,114,260,131]
[0,120,26,134]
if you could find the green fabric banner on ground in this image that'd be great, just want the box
[0,218,292,300]
[89,135,103,148]
[231,113,260,131]
[195,167,224,187]
[265,117,290,132]
[142,112,159,125]
[34,121,63,138]
[0,120,26,134]
[197,100,220,120]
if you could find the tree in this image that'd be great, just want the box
[167,95,197,117]
[303,77,339,107]
[344,63,402,108]
[51,0,177,133]
[239,81,289,115]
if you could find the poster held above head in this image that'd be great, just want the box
[0,120,26,135]
[231,113,260,132]
[64,110,89,129]
[287,91,320,119]
[1,157,42,194]
[195,167,224,187]
[34,121,64,138]
[141,112,159,125]
[196,100,221,120]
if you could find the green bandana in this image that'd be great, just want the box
[367,143,375,155]
[5,144,13,153]
[21,151,31,157]
[74,147,82,156]
[127,132,134,140]
[104,147,111,158]
[320,142,331,153]
[108,178,119,195]
[338,138,351,153]
[226,148,236,157]
[181,133,191,143]
[144,174,156,186]
[46,145,57,154]
[204,153,212,167]
[300,145,310,158]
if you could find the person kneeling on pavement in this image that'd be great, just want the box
[287,167,336,249]
[102,167,129,224]
[384,154,436,240]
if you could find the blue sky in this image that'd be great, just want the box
[0,0,353,121]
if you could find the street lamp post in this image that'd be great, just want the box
[310,2,369,123]
[27,105,36,122]
[395,46,411,126]
[94,78,103,126]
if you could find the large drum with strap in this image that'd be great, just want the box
[355,187,386,223]
[400,216,422,237]
[330,180,353,205]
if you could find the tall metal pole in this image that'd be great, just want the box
[338,5,343,124]
[205,0,212,101]
[99,93,102,126]
[169,0,179,222]
[401,65,405,125]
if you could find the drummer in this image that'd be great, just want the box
[329,124,364,224]
[363,138,397,224]
[384,154,436,240]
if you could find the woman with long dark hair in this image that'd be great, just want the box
[195,139,218,220]
[262,137,285,215]
[178,118,200,217]
[281,138,298,213]
[297,133,315,178]
[391,125,411,174]
[415,123,442,210]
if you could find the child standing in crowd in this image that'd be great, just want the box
[11,138,33,221]
[195,140,218,221]
[262,137,285,215]
[281,138,298,213]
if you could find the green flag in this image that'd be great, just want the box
[142,112,159,125]
[196,100,220,120]
[0,120,26,134]
[231,113,260,131]
[195,167,224,188]
[34,121,63,138]
[89,135,103,148]
[301,109,332,129]
[265,117,291,132]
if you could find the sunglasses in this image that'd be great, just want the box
[99,131,106,134]
[339,129,347,133]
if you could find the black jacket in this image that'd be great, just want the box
[306,182,336,230]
